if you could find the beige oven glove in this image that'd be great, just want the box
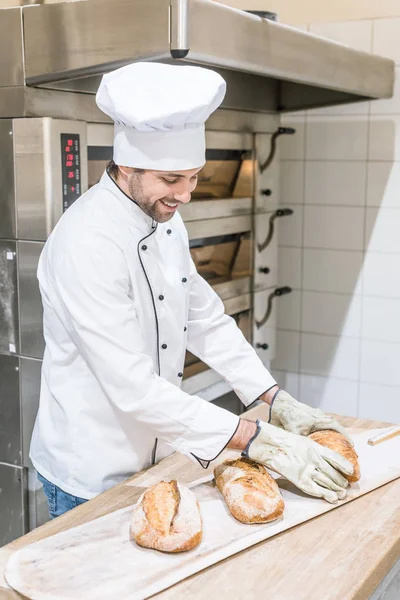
[269,389,353,445]
[244,420,354,503]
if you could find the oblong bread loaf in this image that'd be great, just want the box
[130,480,202,552]
[214,457,284,524]
[309,430,360,483]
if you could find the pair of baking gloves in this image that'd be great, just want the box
[244,390,354,504]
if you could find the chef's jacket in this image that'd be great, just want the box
[30,171,276,499]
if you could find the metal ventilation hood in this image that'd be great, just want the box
[0,0,394,120]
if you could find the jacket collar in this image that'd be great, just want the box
[99,170,156,230]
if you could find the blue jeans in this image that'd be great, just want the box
[37,472,88,519]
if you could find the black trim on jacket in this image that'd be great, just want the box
[190,418,241,469]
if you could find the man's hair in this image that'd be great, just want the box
[107,160,120,179]
[107,160,145,179]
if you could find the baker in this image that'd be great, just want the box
[30,62,354,519]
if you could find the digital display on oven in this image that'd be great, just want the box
[61,133,81,212]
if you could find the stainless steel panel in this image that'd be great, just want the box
[20,358,41,468]
[255,133,280,213]
[0,119,16,239]
[14,118,88,241]
[215,67,277,114]
[224,293,251,316]
[87,123,113,147]
[0,354,21,466]
[212,277,250,301]
[0,87,27,119]
[207,110,279,135]
[0,462,28,546]
[0,86,108,121]
[180,198,252,222]
[0,85,279,131]
[188,1,394,101]
[27,467,49,531]
[253,133,279,292]
[253,289,276,363]
[170,0,189,54]
[0,240,19,355]
[18,241,45,358]
[205,131,253,151]
[34,66,278,113]
[18,1,394,109]
[88,121,254,148]
[254,213,278,292]
[0,7,24,87]
[281,82,368,113]
[23,0,170,84]
[186,215,251,240]
[40,74,103,94]
[14,119,47,240]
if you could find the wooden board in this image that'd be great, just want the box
[5,428,400,600]
[1,409,400,600]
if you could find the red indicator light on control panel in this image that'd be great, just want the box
[61,133,80,212]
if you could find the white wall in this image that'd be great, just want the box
[271,17,400,424]
[215,1,400,25]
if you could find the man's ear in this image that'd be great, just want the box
[118,166,131,178]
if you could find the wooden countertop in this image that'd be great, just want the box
[1,404,399,600]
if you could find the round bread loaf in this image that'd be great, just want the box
[214,457,284,524]
[309,430,360,483]
[130,480,202,553]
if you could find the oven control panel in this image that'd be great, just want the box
[61,133,81,212]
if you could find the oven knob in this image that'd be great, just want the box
[256,343,269,350]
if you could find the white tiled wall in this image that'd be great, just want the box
[305,161,367,206]
[272,17,400,424]
[308,20,373,52]
[373,17,400,63]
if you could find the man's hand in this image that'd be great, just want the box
[266,389,354,445]
[245,420,354,503]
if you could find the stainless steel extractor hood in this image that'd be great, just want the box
[0,0,394,120]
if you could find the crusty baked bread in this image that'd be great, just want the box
[214,457,285,524]
[309,430,360,483]
[130,480,202,552]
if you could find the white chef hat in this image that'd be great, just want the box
[96,62,226,171]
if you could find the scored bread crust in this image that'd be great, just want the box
[130,480,202,553]
[214,457,285,524]
[309,430,360,483]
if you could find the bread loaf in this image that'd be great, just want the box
[130,480,202,552]
[214,457,284,524]
[309,430,360,483]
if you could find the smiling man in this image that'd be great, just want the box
[106,160,202,223]
[30,63,353,519]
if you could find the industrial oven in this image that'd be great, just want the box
[0,0,394,545]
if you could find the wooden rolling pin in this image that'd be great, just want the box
[367,426,400,446]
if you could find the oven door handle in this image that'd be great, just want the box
[257,209,293,253]
[259,127,296,174]
[255,286,292,329]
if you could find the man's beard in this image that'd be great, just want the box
[128,172,176,223]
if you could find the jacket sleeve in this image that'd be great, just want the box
[186,257,277,407]
[48,231,239,466]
